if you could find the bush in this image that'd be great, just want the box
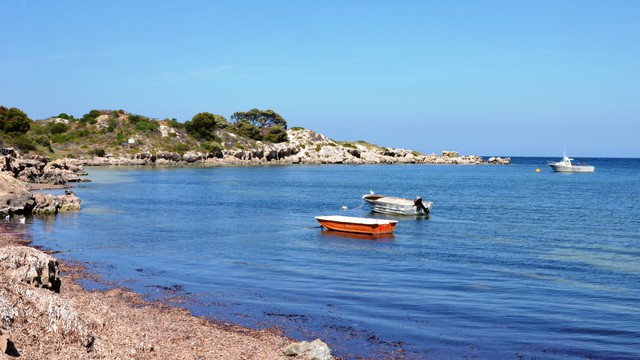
[135,120,158,132]
[91,148,106,157]
[171,143,189,153]
[263,125,288,143]
[48,122,69,134]
[168,118,183,129]
[51,133,74,143]
[74,129,90,138]
[201,141,223,158]
[34,135,52,148]
[107,119,118,132]
[12,134,36,152]
[234,119,262,140]
[80,110,101,124]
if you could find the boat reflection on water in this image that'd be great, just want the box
[319,228,395,242]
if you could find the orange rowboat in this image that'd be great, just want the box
[315,215,398,235]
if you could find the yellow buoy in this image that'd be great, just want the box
[535,168,541,173]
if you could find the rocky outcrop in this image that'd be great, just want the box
[73,129,507,167]
[1,148,85,215]
[0,245,95,352]
[1,148,90,185]
[487,156,512,165]
[0,174,35,215]
[32,190,81,215]
[0,245,61,293]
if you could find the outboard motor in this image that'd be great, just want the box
[414,196,429,214]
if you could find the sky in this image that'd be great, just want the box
[2,1,639,157]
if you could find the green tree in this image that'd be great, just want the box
[230,109,287,131]
[0,106,31,134]
[184,112,226,141]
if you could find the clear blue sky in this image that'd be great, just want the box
[2,1,639,157]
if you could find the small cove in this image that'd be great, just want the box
[27,158,640,359]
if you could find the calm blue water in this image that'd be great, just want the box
[26,158,640,359]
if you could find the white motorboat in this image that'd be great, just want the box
[548,153,595,173]
[362,194,432,215]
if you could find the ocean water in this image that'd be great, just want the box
[25,157,640,359]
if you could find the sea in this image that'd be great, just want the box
[19,157,640,359]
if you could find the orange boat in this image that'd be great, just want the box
[315,215,398,235]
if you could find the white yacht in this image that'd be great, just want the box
[548,153,595,173]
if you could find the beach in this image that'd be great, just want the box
[0,229,302,360]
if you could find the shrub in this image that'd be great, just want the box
[34,135,52,148]
[75,129,90,137]
[201,141,223,158]
[51,133,74,143]
[80,110,101,124]
[135,120,158,132]
[91,148,106,157]
[172,143,189,153]
[48,122,69,134]
[12,134,36,152]
[234,119,262,141]
[263,125,288,143]
[107,119,118,132]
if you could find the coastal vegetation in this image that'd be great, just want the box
[0,106,292,160]
[1,104,511,166]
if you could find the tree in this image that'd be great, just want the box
[0,106,31,134]
[184,112,226,141]
[230,109,287,131]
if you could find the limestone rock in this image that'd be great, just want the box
[32,190,81,214]
[182,151,204,163]
[0,245,61,293]
[0,174,35,215]
[283,339,333,360]
[307,339,333,360]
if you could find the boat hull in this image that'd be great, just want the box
[315,215,397,235]
[362,195,432,215]
[548,164,595,173]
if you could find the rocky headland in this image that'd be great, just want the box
[77,128,511,167]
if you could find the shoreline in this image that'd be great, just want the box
[0,226,323,359]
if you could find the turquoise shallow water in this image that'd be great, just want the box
[25,158,640,359]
